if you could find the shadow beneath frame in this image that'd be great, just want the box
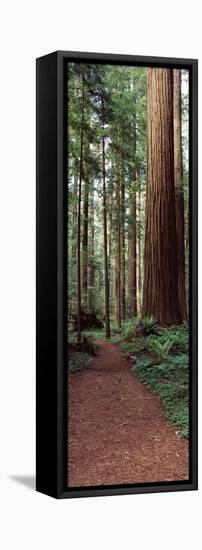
[9,475,35,491]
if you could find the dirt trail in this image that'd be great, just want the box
[68,339,189,487]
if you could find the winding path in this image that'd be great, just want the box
[68,340,189,487]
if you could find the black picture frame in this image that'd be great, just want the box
[36,50,198,499]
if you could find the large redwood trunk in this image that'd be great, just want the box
[173,69,187,320]
[143,68,181,325]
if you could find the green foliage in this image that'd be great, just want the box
[87,319,141,344]
[120,336,148,354]
[85,326,122,344]
[111,318,139,340]
[68,352,93,373]
[68,63,147,325]
[130,324,189,438]
[68,332,78,346]
[168,353,188,369]
[133,357,189,437]
[147,337,176,362]
[109,321,122,335]
[84,328,106,339]
[131,354,153,369]
[121,318,140,338]
[137,316,159,335]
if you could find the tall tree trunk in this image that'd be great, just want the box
[128,86,138,319]
[108,184,113,319]
[137,181,142,314]
[115,162,121,327]
[128,109,137,318]
[81,175,88,310]
[121,160,126,320]
[143,68,181,325]
[102,134,110,338]
[88,187,95,313]
[128,186,137,317]
[71,174,78,316]
[77,77,85,344]
[173,69,187,320]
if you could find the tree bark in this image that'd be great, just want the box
[81,175,88,310]
[143,68,181,325]
[108,183,113,318]
[137,181,142,314]
[173,69,187,320]
[88,187,95,313]
[102,133,110,338]
[71,175,78,316]
[128,187,137,317]
[115,163,121,327]
[121,160,126,320]
[128,109,137,318]
[77,76,85,344]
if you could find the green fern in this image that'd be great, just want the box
[138,316,159,335]
[148,337,176,361]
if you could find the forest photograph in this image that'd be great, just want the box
[67,62,190,488]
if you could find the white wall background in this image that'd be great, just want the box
[0,1,201,548]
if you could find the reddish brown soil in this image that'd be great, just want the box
[68,340,189,487]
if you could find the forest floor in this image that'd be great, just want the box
[68,339,189,487]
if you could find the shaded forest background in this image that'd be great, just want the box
[67,63,189,341]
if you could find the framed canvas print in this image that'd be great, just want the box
[36,51,198,498]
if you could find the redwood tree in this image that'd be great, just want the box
[137,180,142,314]
[128,186,137,317]
[121,160,126,320]
[81,174,88,310]
[77,74,85,344]
[88,188,95,313]
[128,114,137,318]
[102,130,110,338]
[173,69,187,320]
[115,156,121,327]
[143,68,181,325]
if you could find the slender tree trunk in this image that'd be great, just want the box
[121,160,126,320]
[102,133,110,338]
[108,184,113,319]
[118,183,121,327]
[88,187,95,313]
[77,77,85,344]
[71,175,78,316]
[115,161,121,327]
[185,205,189,314]
[143,68,181,325]
[81,175,88,310]
[137,181,142,314]
[128,186,137,317]
[173,69,187,320]
[128,110,137,318]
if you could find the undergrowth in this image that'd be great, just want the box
[121,321,189,438]
[84,327,121,343]
[68,351,93,373]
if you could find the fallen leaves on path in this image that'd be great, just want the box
[68,340,189,487]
